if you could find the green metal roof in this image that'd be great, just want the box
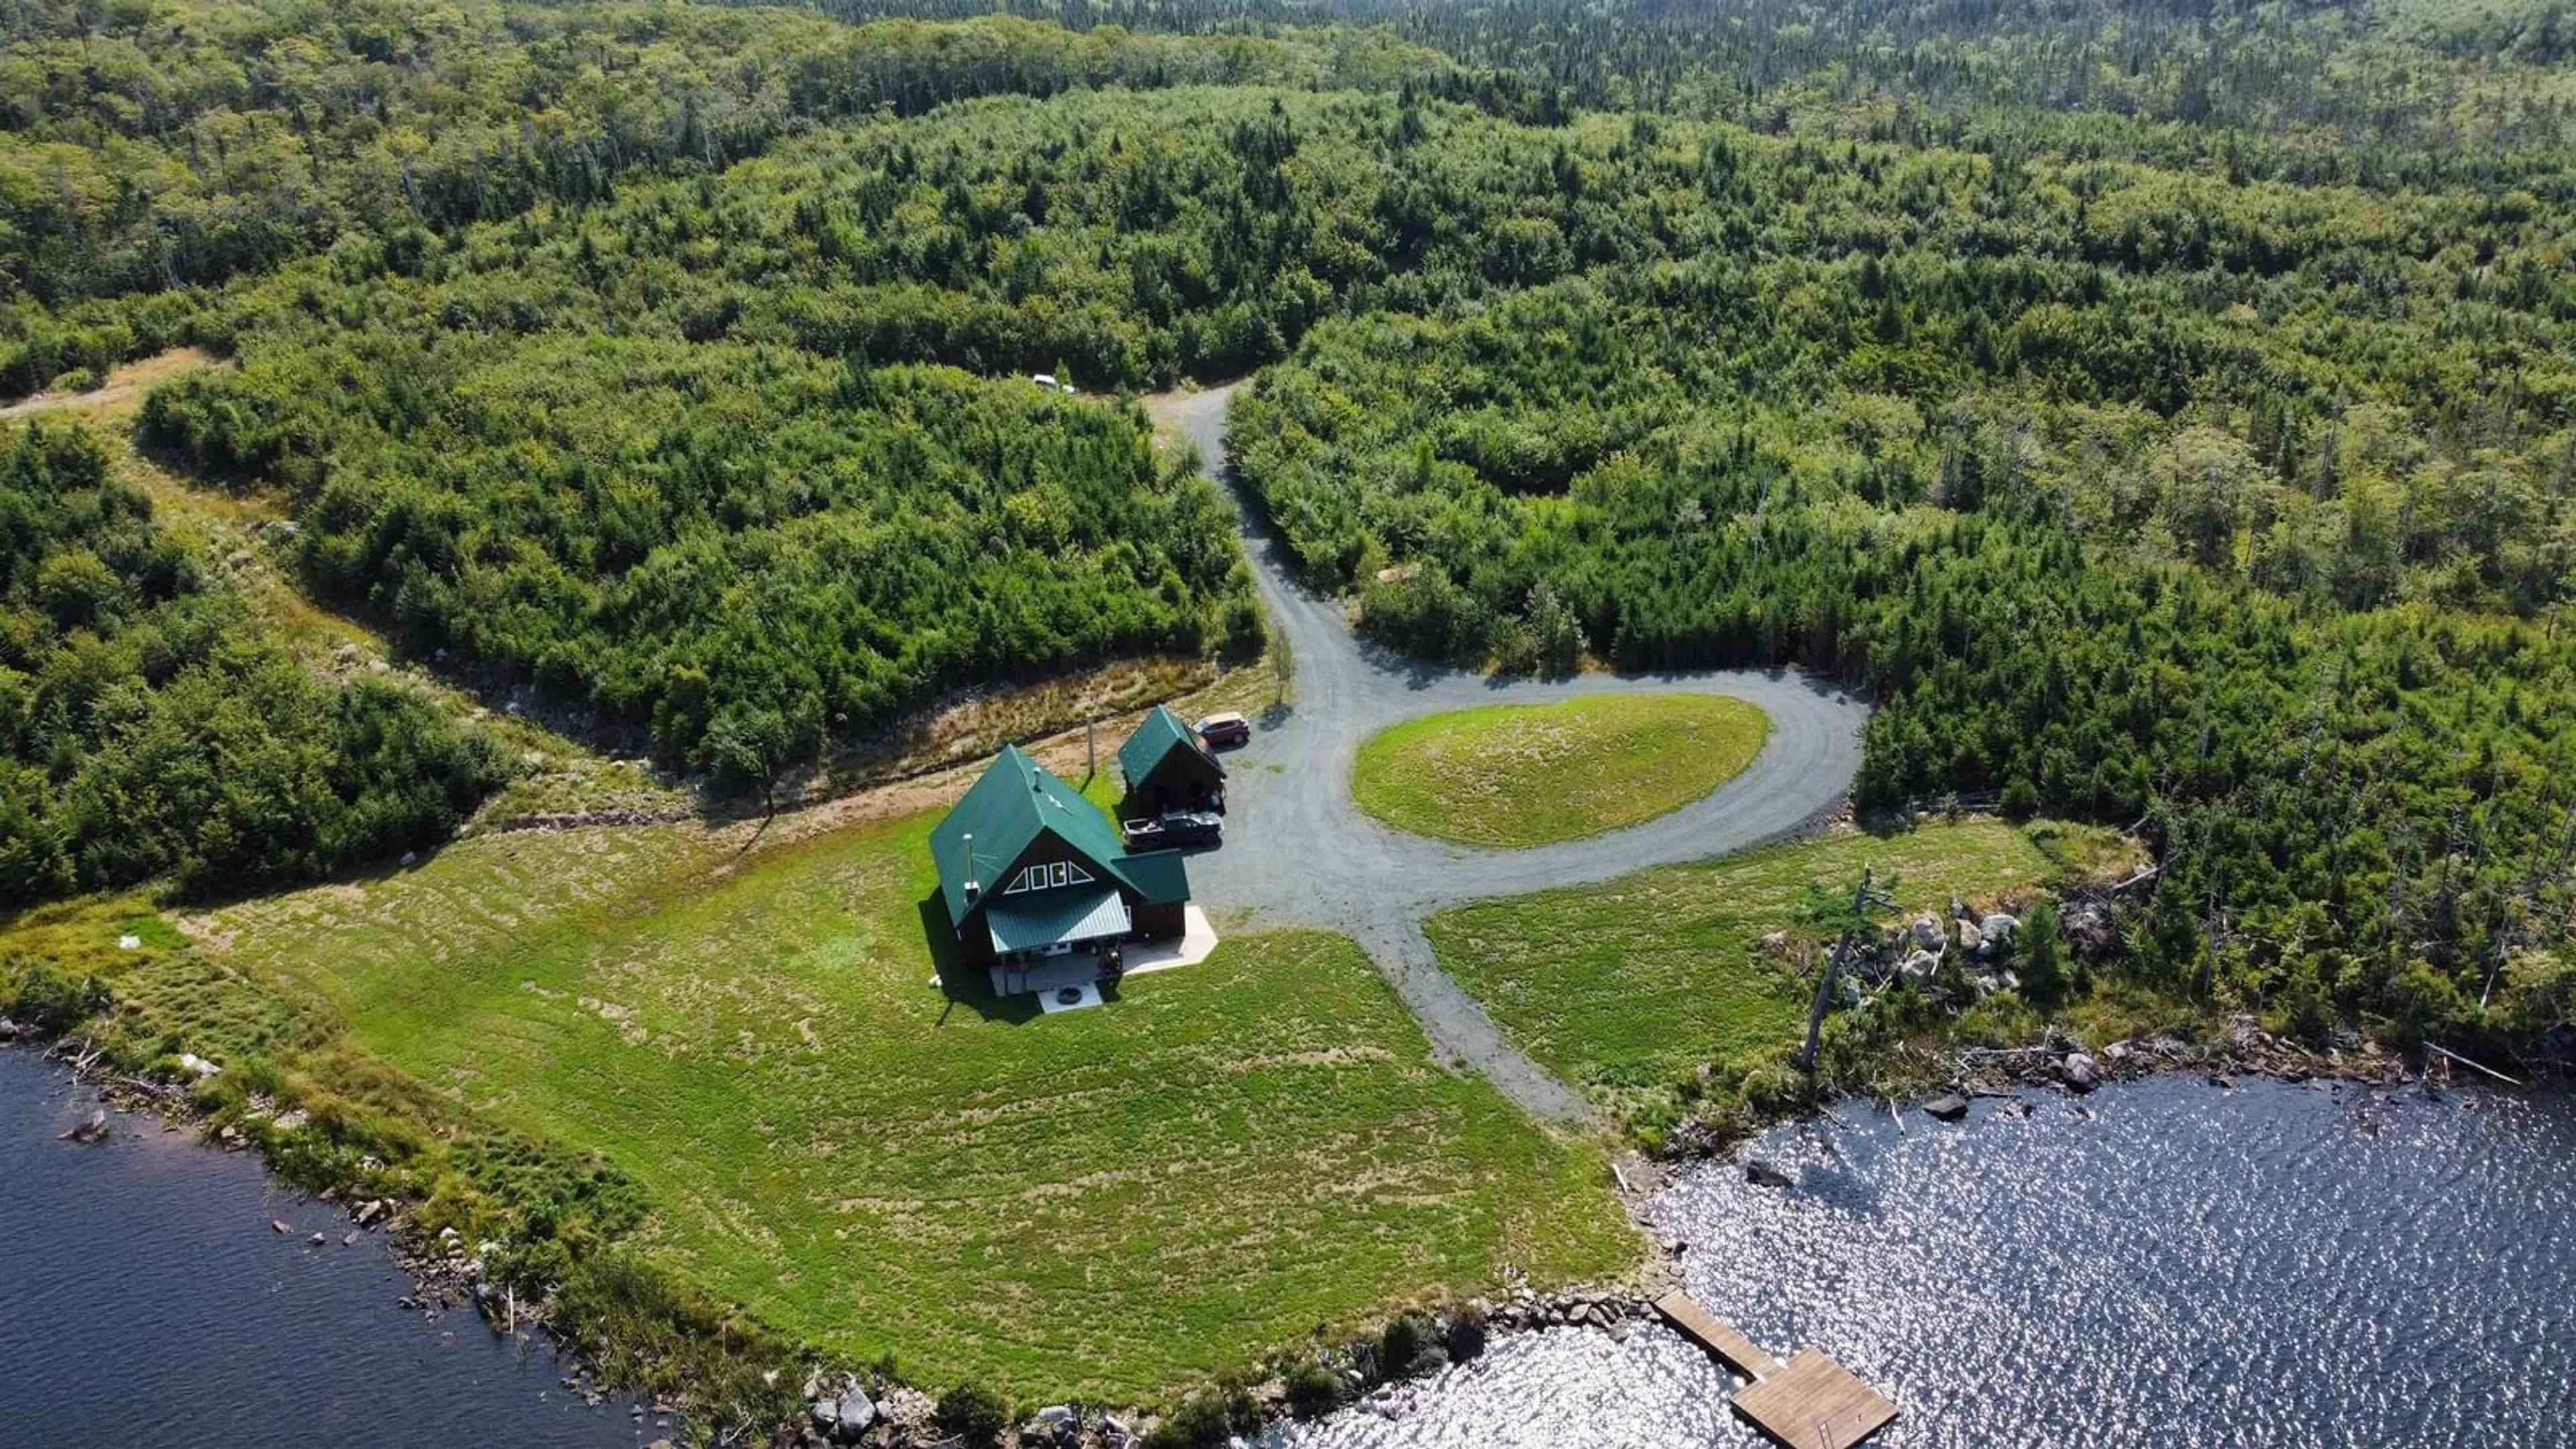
[984,885,1131,953]
[1115,849,1192,907]
[930,745,1130,928]
[929,745,1194,930]
[1118,705,1222,788]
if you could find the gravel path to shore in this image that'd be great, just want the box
[1147,384,1871,1125]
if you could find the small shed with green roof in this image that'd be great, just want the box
[929,745,1192,995]
[1118,705,1226,818]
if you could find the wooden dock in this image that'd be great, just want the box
[1652,1293,1897,1449]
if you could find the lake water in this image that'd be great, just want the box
[1291,1075,2576,1449]
[0,1046,645,1448]
[10,1044,2570,1449]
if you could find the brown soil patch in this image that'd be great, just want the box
[2,347,220,422]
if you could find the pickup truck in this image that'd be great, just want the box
[1122,810,1223,849]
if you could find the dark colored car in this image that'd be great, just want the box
[1196,711,1251,749]
[1123,810,1223,849]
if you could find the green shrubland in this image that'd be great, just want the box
[10,2,2567,1041]
[0,420,506,908]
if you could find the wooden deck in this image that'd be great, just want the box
[1733,1348,1899,1449]
[1651,1292,1898,1449]
[1652,1292,1784,1378]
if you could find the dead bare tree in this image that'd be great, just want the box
[1794,865,1898,1077]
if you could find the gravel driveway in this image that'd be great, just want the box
[1149,384,1870,1124]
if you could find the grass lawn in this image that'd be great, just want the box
[1426,819,2123,1099]
[1350,694,1770,848]
[186,810,1637,1403]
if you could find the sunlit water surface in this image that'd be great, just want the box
[1292,1076,2576,1449]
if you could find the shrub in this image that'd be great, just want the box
[1219,592,1267,659]
[2276,957,2336,1047]
[1377,1313,1426,1376]
[1442,1306,1489,1362]
[2015,898,2082,1009]
[3,955,111,1034]
[1140,1384,1258,1449]
[2000,775,2041,820]
[1523,582,1585,676]
[936,1382,1010,1448]
[1283,1359,1345,1417]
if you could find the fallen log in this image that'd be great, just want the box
[2426,1042,2521,1086]
[2102,862,2162,894]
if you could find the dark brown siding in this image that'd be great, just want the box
[1132,900,1187,940]
[1129,749,1226,816]
[987,833,1103,894]
[956,830,1116,963]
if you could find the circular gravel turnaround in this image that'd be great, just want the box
[1146,384,1870,1124]
[1351,694,1772,849]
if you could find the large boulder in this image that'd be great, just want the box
[1980,913,2020,949]
[1909,916,1944,951]
[2059,1052,2102,1093]
[835,1391,877,1438]
[2063,900,2120,960]
[1923,1093,1970,1122]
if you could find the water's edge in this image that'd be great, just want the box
[11,1038,2572,1449]
[0,1046,649,1448]
[1289,1073,2576,1449]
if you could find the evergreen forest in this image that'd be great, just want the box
[4,0,2573,1045]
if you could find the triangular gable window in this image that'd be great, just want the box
[1002,860,1095,894]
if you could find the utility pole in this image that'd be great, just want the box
[1795,865,1898,1077]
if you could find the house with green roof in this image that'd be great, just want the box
[929,745,1192,996]
[1117,705,1226,818]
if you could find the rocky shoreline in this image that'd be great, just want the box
[759,1287,1664,1449]
[2,991,2525,1449]
[1663,1011,2415,1165]
[752,995,2465,1449]
[7,1028,1613,1449]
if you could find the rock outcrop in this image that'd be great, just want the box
[1743,1158,1795,1189]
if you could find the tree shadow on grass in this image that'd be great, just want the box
[917,892,1041,1026]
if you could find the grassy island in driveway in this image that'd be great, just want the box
[1351,694,1771,849]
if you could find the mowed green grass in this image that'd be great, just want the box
[1351,694,1770,847]
[1427,819,2097,1095]
[199,814,1636,1401]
